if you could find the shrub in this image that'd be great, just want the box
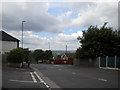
[7,48,25,63]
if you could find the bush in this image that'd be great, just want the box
[7,48,25,63]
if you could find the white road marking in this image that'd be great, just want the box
[58,69,62,71]
[54,65,64,67]
[9,79,33,83]
[72,72,76,74]
[98,78,107,82]
[30,72,37,83]
[34,72,43,82]
[34,72,51,90]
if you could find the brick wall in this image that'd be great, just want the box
[51,60,73,65]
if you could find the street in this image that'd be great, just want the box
[31,64,118,88]
[2,64,119,89]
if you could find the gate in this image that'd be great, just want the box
[116,56,120,68]
[100,56,106,67]
[108,56,115,68]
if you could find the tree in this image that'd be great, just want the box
[23,48,30,63]
[44,50,53,60]
[7,48,25,63]
[76,23,120,59]
[33,49,44,63]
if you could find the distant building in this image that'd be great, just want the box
[61,54,68,60]
[0,31,19,54]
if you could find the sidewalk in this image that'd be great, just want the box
[2,66,48,89]
[99,67,120,70]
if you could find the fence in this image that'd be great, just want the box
[99,56,120,68]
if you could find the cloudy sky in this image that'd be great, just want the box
[1,0,118,50]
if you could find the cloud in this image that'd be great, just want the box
[1,2,118,50]
[48,2,118,30]
[2,2,118,33]
[71,2,118,29]
[7,30,82,50]
[2,2,62,33]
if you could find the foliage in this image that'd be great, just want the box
[23,48,31,63]
[33,49,53,63]
[57,55,61,59]
[44,50,53,60]
[33,49,44,63]
[76,23,120,59]
[7,48,25,63]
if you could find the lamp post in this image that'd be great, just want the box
[21,21,26,68]
[22,21,26,48]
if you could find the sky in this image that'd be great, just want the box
[1,0,118,50]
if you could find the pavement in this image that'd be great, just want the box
[2,65,49,90]
[30,64,119,89]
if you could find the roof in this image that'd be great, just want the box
[0,31,20,41]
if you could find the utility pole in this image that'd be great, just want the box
[66,45,67,55]
[22,21,26,48]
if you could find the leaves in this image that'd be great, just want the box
[7,48,25,63]
[33,49,53,63]
[76,23,120,59]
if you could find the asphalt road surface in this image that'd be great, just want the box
[2,64,119,90]
[2,66,50,90]
[31,64,119,89]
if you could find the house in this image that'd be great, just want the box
[0,31,19,54]
[61,54,68,60]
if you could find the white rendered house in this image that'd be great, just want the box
[0,31,19,54]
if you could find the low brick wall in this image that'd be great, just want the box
[51,60,73,65]
[7,63,21,68]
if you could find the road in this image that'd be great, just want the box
[31,64,118,89]
[2,64,119,89]
[2,66,50,90]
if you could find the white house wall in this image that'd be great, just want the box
[0,41,1,54]
[0,41,18,54]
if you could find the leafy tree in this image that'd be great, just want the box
[7,48,25,63]
[23,48,30,63]
[76,23,120,59]
[57,55,61,59]
[33,49,44,63]
[44,50,53,60]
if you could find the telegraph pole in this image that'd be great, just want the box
[66,45,67,55]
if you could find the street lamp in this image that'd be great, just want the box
[21,21,26,68]
[22,21,26,48]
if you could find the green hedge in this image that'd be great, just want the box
[7,48,25,63]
